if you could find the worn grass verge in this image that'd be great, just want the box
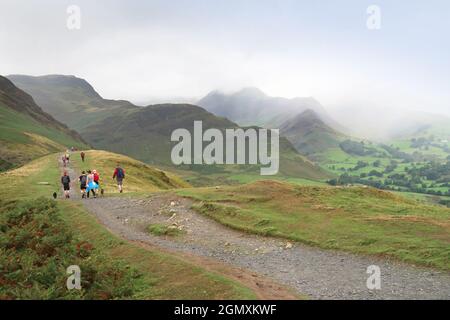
[0,153,257,299]
[178,180,450,271]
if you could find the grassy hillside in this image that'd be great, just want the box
[0,153,258,299]
[72,150,190,194]
[84,103,236,165]
[7,75,328,182]
[7,74,137,130]
[0,105,88,170]
[280,109,346,157]
[389,120,450,161]
[83,104,330,181]
[0,76,86,142]
[178,181,450,270]
[0,76,88,170]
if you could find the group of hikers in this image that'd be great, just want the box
[60,150,125,199]
[78,169,101,199]
[62,150,70,167]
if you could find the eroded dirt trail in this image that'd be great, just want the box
[83,193,450,300]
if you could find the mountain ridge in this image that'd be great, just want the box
[7,75,329,180]
[280,109,345,157]
[7,74,138,130]
[0,75,88,169]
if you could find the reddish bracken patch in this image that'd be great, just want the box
[76,241,94,258]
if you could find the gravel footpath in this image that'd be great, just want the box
[59,157,298,299]
[82,194,450,300]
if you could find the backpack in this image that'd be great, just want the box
[80,175,87,185]
[62,175,70,184]
[116,168,125,179]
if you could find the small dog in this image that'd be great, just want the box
[100,188,104,196]
[52,192,57,199]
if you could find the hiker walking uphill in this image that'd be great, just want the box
[113,164,125,193]
[86,170,98,198]
[79,171,87,199]
[61,171,71,199]
[93,169,100,192]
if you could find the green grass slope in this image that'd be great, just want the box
[0,76,88,170]
[83,103,330,181]
[280,109,346,157]
[178,180,450,270]
[0,153,258,299]
[7,74,138,130]
[72,149,190,194]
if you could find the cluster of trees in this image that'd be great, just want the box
[348,160,398,175]
[327,160,450,196]
[352,160,368,171]
[439,199,450,207]
[327,174,386,189]
[384,160,398,173]
[411,137,433,149]
[405,161,450,182]
[411,136,450,153]
[380,144,415,162]
[339,140,377,156]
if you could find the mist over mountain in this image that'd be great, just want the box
[328,104,450,141]
[12,74,447,144]
[198,87,344,130]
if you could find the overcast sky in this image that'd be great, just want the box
[1,0,449,116]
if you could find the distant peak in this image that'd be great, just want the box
[203,89,225,97]
[298,108,320,117]
[295,109,328,123]
[7,74,102,99]
[8,74,77,81]
[0,75,18,91]
[235,87,266,97]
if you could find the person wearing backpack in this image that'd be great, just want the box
[113,164,125,193]
[61,171,71,199]
[79,171,87,199]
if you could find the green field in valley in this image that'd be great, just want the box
[319,137,450,201]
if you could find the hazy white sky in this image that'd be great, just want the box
[1,0,449,115]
